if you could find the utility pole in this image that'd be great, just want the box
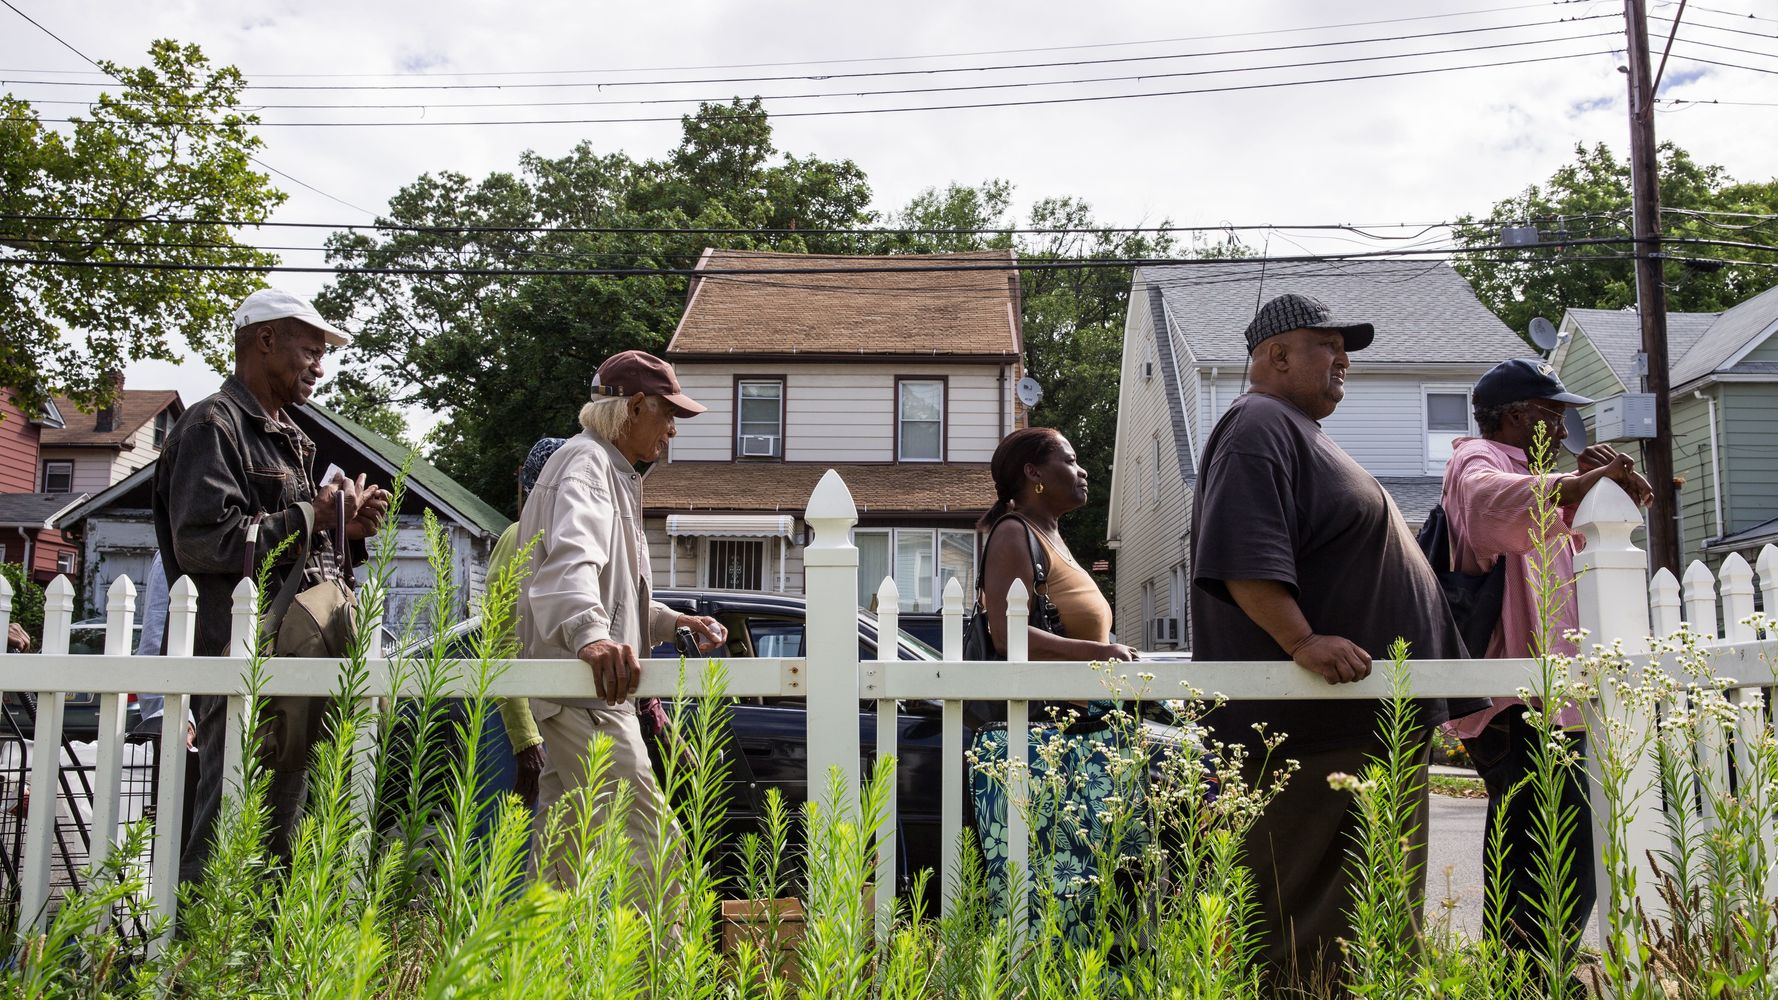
[1624,0,1681,575]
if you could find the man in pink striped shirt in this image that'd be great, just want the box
[1442,358,1651,954]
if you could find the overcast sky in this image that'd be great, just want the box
[5,0,1775,413]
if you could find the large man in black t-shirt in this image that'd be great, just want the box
[1191,292,1480,982]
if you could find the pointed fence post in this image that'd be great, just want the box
[1003,578,1031,951]
[1648,569,1682,639]
[151,575,198,949]
[939,576,966,917]
[803,470,860,821]
[1757,546,1778,633]
[88,576,138,881]
[1683,561,1730,827]
[1571,480,1660,956]
[21,576,75,932]
[223,579,259,796]
[873,576,900,942]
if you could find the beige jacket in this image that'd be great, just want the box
[517,430,680,710]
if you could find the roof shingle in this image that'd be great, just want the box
[643,462,995,515]
[41,390,182,448]
[666,249,1022,359]
[1564,308,1719,389]
[1139,259,1527,364]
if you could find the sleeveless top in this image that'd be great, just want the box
[989,517,1113,649]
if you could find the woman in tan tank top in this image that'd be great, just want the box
[979,427,1136,662]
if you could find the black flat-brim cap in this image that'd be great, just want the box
[1244,292,1375,354]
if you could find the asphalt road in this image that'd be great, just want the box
[1423,787,1603,951]
[1424,791,1488,941]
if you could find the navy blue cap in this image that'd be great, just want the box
[1473,358,1593,410]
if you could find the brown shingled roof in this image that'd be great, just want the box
[665,249,1022,359]
[644,462,996,515]
[41,390,183,448]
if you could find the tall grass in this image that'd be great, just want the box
[6,458,1778,998]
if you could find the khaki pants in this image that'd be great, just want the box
[529,699,682,906]
[1242,731,1432,985]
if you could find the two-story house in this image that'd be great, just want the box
[640,248,1023,612]
[39,388,184,496]
[1107,259,1532,650]
[1553,282,1778,572]
[0,389,83,583]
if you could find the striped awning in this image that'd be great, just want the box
[665,513,795,539]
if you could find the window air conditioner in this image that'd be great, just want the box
[1149,616,1181,645]
[739,434,779,457]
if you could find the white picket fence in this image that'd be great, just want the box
[0,471,1774,954]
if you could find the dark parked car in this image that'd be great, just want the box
[389,589,958,898]
[1,619,144,742]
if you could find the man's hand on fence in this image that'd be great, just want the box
[513,744,546,810]
[579,638,640,704]
[6,622,29,653]
[1291,634,1373,684]
[1577,446,1655,506]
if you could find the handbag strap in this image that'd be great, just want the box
[262,503,317,634]
[974,512,1051,602]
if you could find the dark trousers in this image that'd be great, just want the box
[179,693,325,884]
[1242,731,1433,984]
[1468,709,1596,949]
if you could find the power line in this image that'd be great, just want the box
[0,211,1630,238]
[9,31,1621,112]
[1651,11,1778,40]
[2,49,1618,128]
[4,237,1774,279]
[0,15,1617,94]
[0,2,1593,80]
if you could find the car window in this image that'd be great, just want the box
[749,620,804,658]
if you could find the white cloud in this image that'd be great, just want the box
[3,0,1772,407]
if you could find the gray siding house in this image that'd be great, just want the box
[1106,260,1532,650]
[1553,282,1778,572]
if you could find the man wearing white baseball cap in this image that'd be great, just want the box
[153,286,389,883]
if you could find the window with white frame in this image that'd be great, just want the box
[853,527,976,612]
[56,551,76,575]
[41,460,73,494]
[152,408,174,448]
[1424,386,1473,472]
[736,379,783,459]
[896,379,944,462]
[1168,564,1187,627]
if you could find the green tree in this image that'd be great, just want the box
[0,40,285,415]
[319,100,877,507]
[1453,142,1778,342]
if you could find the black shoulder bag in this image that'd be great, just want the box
[963,514,1066,661]
[1416,501,1506,658]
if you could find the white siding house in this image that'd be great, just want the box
[643,248,1026,611]
[1107,260,1533,650]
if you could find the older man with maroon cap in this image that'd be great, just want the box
[517,350,724,895]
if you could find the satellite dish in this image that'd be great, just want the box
[1016,376,1043,408]
[1528,316,1560,352]
[1562,405,1588,455]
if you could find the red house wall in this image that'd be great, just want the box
[0,393,41,493]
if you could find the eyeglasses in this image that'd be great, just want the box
[1523,402,1566,423]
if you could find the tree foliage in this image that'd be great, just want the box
[0,40,285,415]
[1453,142,1778,341]
[317,100,875,505]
